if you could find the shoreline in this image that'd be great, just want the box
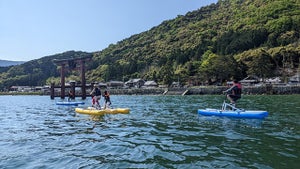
[108,85,300,95]
[1,84,300,96]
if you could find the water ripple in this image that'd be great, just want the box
[0,95,299,168]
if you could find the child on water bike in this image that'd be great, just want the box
[103,90,112,109]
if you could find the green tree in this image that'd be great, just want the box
[238,49,275,80]
[158,59,174,85]
[199,53,236,84]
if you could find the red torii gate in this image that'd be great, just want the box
[51,56,92,100]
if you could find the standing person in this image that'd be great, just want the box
[103,90,112,109]
[68,90,74,102]
[90,86,101,109]
[91,93,100,109]
[223,80,242,107]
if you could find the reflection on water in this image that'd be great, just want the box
[0,95,299,168]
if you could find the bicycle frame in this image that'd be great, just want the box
[221,100,243,111]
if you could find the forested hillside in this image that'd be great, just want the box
[87,0,299,85]
[0,0,299,90]
[0,51,92,89]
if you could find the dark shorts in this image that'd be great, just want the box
[229,94,241,101]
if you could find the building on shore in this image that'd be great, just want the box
[125,78,145,88]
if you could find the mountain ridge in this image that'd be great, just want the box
[0,59,25,67]
[0,0,299,90]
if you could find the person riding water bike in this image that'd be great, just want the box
[90,86,101,109]
[223,80,242,107]
[103,90,112,109]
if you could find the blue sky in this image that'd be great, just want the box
[0,0,217,61]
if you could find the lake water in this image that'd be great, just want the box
[0,95,299,169]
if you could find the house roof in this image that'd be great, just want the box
[108,81,124,85]
[144,81,157,86]
[98,82,107,86]
[126,78,144,83]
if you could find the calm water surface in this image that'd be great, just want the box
[0,95,299,169]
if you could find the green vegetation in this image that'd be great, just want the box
[88,0,300,85]
[0,51,92,90]
[0,0,299,90]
